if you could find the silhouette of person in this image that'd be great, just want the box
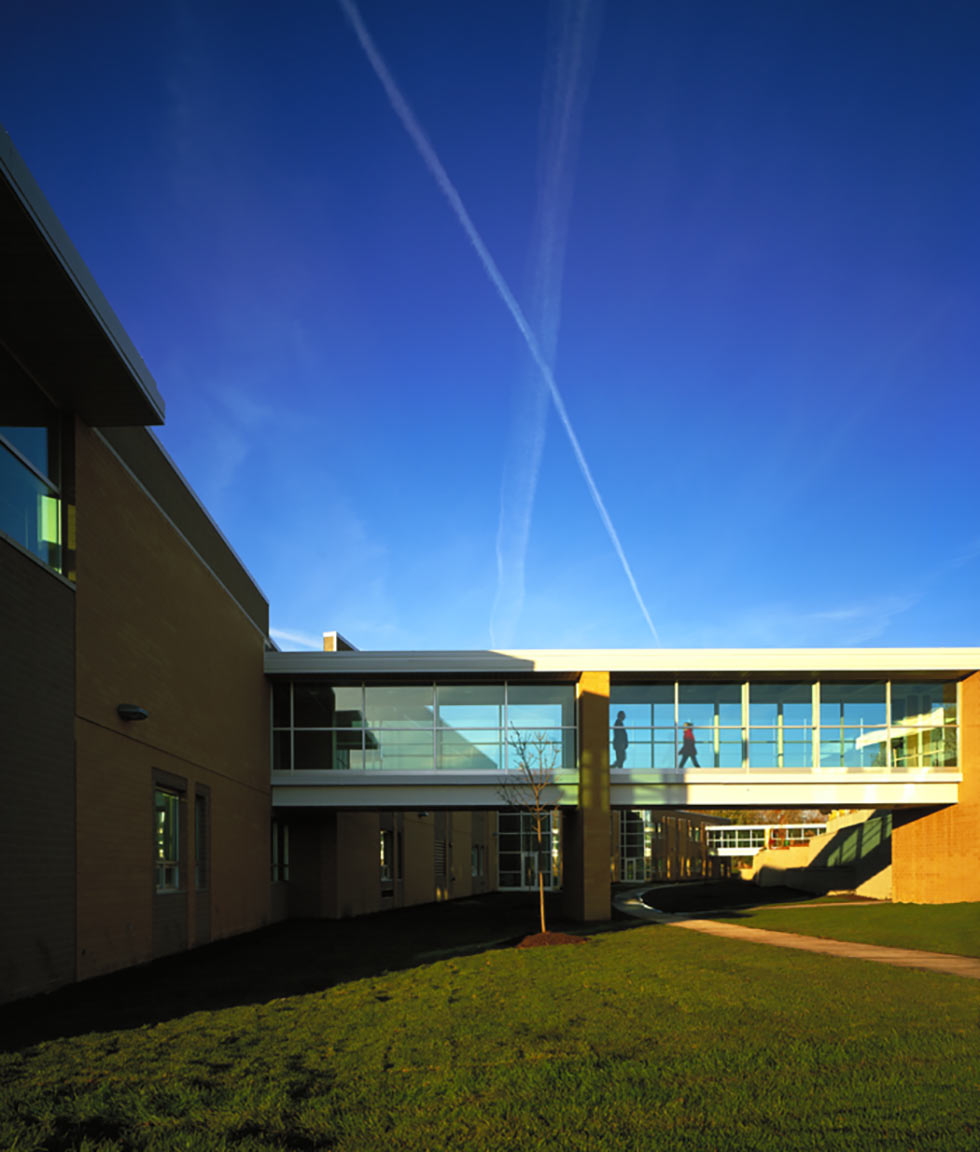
[678,721,700,768]
[612,710,628,768]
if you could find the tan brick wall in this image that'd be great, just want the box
[892,671,980,903]
[73,423,270,979]
[334,812,381,917]
[403,811,436,908]
[0,541,77,1002]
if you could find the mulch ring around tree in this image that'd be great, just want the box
[516,931,589,948]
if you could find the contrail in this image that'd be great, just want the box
[492,0,603,646]
[338,0,660,645]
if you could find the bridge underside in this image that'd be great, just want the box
[271,773,958,811]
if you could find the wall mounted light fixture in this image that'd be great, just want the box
[117,704,149,722]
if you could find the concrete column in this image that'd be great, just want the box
[892,670,980,902]
[563,670,611,922]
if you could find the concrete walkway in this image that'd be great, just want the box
[613,891,980,981]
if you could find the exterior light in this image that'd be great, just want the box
[117,704,148,722]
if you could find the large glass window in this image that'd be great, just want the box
[618,810,653,881]
[0,415,63,574]
[890,681,958,768]
[820,683,887,770]
[507,683,575,731]
[272,680,575,773]
[748,683,812,769]
[437,683,503,730]
[497,811,560,890]
[364,728,434,772]
[365,685,434,727]
[609,685,674,769]
[154,788,181,892]
[678,684,742,768]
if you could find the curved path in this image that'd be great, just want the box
[613,890,980,981]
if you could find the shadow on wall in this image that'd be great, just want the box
[754,811,895,897]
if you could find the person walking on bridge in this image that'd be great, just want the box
[678,721,700,768]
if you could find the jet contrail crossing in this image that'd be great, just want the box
[338,0,660,644]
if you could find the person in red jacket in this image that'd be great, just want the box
[678,721,700,768]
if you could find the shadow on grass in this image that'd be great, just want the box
[638,878,879,918]
[0,893,646,1052]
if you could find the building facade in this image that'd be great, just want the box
[1,129,271,1003]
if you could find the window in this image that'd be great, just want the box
[271,820,290,882]
[380,829,394,885]
[471,843,486,878]
[890,681,958,768]
[497,811,560,891]
[271,681,576,773]
[618,810,653,881]
[820,683,887,770]
[0,399,67,575]
[194,791,209,890]
[155,789,181,891]
[609,685,674,770]
[678,683,742,768]
[747,683,812,769]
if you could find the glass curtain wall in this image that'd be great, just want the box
[272,682,575,772]
[890,682,957,768]
[609,685,674,769]
[819,683,887,770]
[678,684,742,768]
[610,680,959,772]
[618,810,653,881]
[497,810,561,890]
[748,683,812,770]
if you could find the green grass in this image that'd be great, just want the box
[2,917,979,1151]
[716,901,980,957]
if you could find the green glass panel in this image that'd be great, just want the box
[508,683,575,728]
[364,728,434,771]
[437,683,503,729]
[365,685,434,728]
[438,729,503,771]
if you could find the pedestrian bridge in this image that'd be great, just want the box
[266,647,972,814]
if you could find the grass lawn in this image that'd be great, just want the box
[1,898,978,1151]
[716,902,980,958]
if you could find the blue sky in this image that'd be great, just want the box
[3,1,978,651]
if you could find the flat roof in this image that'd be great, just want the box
[265,647,980,679]
[0,125,165,426]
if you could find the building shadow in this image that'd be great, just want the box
[0,892,642,1052]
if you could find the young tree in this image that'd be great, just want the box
[500,728,560,935]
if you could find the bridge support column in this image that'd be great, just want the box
[892,670,980,902]
[563,670,611,922]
